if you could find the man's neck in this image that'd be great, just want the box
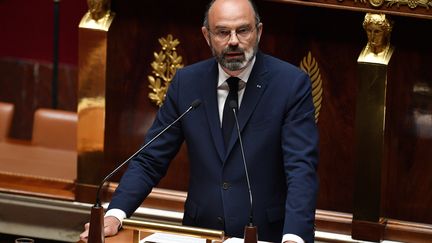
[222,68,244,77]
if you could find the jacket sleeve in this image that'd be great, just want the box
[107,74,185,217]
[282,72,319,243]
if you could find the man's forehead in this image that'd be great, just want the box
[208,0,255,27]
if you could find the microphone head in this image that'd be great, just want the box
[191,99,202,109]
[229,100,238,109]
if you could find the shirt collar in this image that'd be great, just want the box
[217,56,256,89]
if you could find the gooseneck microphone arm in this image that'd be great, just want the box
[88,99,201,243]
[229,100,254,226]
[94,99,202,207]
[229,100,257,243]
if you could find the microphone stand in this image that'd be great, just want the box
[87,100,201,243]
[244,225,258,243]
[230,101,257,243]
[88,203,104,243]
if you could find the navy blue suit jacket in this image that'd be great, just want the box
[108,52,319,243]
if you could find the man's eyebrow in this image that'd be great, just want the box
[214,24,252,29]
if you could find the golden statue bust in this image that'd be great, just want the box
[358,13,394,64]
[87,0,110,21]
[79,0,114,31]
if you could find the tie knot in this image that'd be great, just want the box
[226,77,239,93]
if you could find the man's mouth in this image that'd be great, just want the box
[225,52,243,59]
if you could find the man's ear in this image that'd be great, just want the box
[202,26,211,46]
[256,22,263,42]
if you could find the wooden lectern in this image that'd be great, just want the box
[122,219,225,243]
[79,219,225,243]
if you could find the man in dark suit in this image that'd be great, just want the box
[81,0,318,242]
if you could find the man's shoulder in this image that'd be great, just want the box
[255,52,306,82]
[177,57,216,74]
[259,52,302,73]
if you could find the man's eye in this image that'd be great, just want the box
[237,28,249,34]
[218,30,230,36]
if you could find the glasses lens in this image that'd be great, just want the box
[211,26,255,42]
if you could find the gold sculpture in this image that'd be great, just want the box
[358,13,394,64]
[148,35,184,106]
[336,0,432,10]
[386,0,432,9]
[300,51,323,123]
[79,0,115,31]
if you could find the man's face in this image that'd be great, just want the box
[202,0,262,73]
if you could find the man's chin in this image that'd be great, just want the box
[222,57,246,67]
[223,62,245,71]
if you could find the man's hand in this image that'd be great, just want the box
[79,216,121,240]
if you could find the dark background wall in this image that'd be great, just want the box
[0,0,86,139]
[0,0,86,64]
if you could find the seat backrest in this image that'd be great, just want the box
[32,108,77,151]
[0,102,14,142]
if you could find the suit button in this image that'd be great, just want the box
[217,216,224,225]
[222,182,230,190]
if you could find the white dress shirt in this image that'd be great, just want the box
[216,58,254,125]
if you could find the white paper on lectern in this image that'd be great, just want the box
[223,238,271,243]
[140,232,206,243]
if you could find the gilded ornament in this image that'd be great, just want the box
[337,0,432,9]
[369,0,385,7]
[79,0,114,31]
[148,35,184,106]
[87,0,111,21]
[385,0,432,9]
[300,52,323,123]
[358,13,394,64]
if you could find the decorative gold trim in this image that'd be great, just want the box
[300,51,323,123]
[370,0,385,7]
[385,0,432,9]
[337,0,432,9]
[148,35,184,107]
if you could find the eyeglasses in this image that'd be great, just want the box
[208,25,258,42]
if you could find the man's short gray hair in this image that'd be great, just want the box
[202,0,261,29]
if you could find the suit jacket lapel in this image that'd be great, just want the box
[224,52,269,159]
[202,61,226,162]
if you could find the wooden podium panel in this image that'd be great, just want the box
[106,229,134,243]
[81,230,218,243]
[77,229,137,243]
[0,142,77,181]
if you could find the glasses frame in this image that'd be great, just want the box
[207,23,260,43]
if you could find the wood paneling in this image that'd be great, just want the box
[384,16,432,223]
[0,172,75,200]
[103,1,209,188]
[0,58,77,140]
[268,0,432,20]
[259,2,362,214]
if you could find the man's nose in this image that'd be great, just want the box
[227,31,240,46]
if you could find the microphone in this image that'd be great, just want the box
[229,100,257,243]
[87,99,202,243]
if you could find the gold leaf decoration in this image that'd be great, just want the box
[337,0,432,9]
[148,34,184,106]
[300,51,323,123]
[385,0,432,9]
